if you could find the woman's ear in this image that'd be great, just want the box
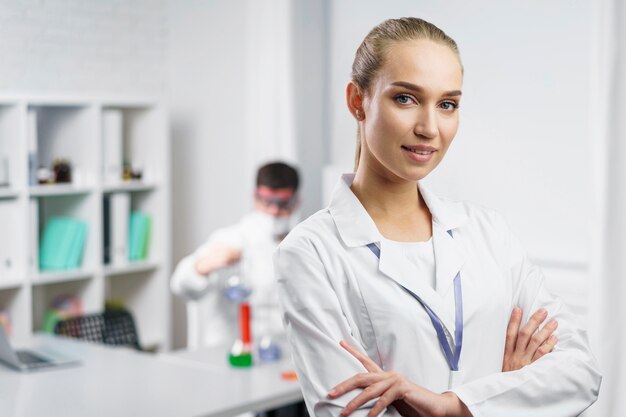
[346,81,365,121]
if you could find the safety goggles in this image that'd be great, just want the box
[254,192,298,210]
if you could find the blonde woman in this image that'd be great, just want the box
[275,17,601,417]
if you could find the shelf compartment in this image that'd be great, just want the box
[103,191,154,267]
[28,104,97,188]
[31,278,101,333]
[104,260,159,277]
[0,287,30,342]
[101,105,165,185]
[32,193,98,275]
[29,184,94,197]
[0,105,22,192]
[106,269,166,352]
[0,199,26,283]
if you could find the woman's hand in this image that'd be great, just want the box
[502,307,558,372]
[328,341,471,417]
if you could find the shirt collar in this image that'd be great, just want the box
[328,173,468,247]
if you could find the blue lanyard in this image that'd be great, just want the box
[366,230,463,371]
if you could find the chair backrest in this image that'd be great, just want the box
[54,310,142,350]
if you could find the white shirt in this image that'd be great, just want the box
[383,237,436,289]
[274,174,601,417]
[171,212,284,348]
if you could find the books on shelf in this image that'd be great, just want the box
[28,199,38,273]
[41,294,82,333]
[129,211,151,261]
[39,217,88,271]
[0,203,18,280]
[103,193,130,265]
[102,109,123,184]
[27,108,38,186]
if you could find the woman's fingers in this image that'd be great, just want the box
[340,377,395,416]
[502,308,559,372]
[328,372,383,399]
[334,341,409,416]
[340,340,382,373]
[365,385,403,417]
[515,308,547,351]
[525,318,558,360]
[504,307,522,359]
[532,335,558,361]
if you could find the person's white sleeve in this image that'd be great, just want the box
[275,242,400,417]
[451,213,602,417]
[170,227,242,301]
[170,242,220,301]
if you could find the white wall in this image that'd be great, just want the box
[327,0,595,316]
[0,0,167,94]
[292,0,331,218]
[167,0,329,348]
[168,0,250,261]
[168,0,250,348]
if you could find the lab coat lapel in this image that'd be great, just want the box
[377,239,456,335]
[432,222,467,297]
[329,174,382,248]
[418,183,468,297]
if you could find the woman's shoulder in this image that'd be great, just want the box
[279,208,340,254]
[430,191,510,236]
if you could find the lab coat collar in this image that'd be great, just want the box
[328,173,469,246]
[328,174,383,247]
[328,173,468,328]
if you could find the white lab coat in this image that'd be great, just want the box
[171,212,284,348]
[274,174,601,417]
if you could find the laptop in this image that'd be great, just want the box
[0,325,80,372]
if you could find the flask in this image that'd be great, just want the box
[221,262,252,303]
[229,302,253,367]
[257,335,282,362]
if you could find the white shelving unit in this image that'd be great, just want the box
[0,95,171,350]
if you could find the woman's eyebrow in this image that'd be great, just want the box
[390,81,462,97]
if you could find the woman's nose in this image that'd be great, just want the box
[414,107,438,139]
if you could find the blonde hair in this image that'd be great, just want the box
[351,17,463,170]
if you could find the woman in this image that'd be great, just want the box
[274,17,601,417]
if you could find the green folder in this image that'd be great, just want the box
[129,212,152,261]
[138,215,151,260]
[40,217,88,270]
[39,217,63,269]
[129,212,139,260]
[66,221,87,268]
[41,309,63,333]
[40,217,74,270]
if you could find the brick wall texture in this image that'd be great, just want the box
[0,0,167,94]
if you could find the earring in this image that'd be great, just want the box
[355,110,363,120]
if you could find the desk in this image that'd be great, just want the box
[0,335,303,417]
[161,341,304,414]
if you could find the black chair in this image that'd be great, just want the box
[53,309,142,351]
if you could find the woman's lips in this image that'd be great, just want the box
[401,145,436,162]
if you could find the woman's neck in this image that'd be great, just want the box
[352,168,419,215]
[351,165,432,242]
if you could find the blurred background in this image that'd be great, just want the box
[0,0,624,415]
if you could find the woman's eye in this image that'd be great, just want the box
[440,101,458,111]
[395,94,414,105]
